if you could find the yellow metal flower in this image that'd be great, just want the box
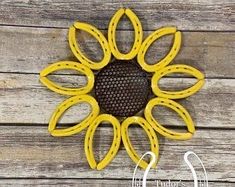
[40,8,205,170]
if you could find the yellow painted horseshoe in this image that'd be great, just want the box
[69,22,111,70]
[48,94,99,137]
[85,114,121,170]
[137,27,181,72]
[145,98,195,140]
[40,61,94,96]
[108,8,143,60]
[151,64,205,99]
[121,116,159,169]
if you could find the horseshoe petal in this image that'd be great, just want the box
[48,94,99,137]
[108,8,143,60]
[40,61,94,96]
[85,114,121,170]
[121,116,159,169]
[69,22,111,70]
[151,64,205,99]
[137,27,181,72]
[145,98,195,140]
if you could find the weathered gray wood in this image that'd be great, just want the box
[0,0,234,30]
[0,26,234,78]
[0,0,234,186]
[0,179,233,187]
[0,126,234,182]
[0,73,234,128]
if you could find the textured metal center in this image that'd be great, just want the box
[95,60,150,117]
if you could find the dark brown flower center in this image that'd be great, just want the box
[95,60,150,117]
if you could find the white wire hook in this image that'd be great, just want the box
[184,151,208,187]
[132,151,156,187]
[132,151,208,187]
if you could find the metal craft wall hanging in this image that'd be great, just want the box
[40,8,205,170]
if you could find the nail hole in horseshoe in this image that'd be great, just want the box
[127,123,152,163]
[151,104,190,132]
[145,34,174,65]
[74,29,104,62]
[92,120,117,165]
[56,101,92,127]
[115,14,136,54]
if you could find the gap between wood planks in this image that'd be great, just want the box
[0,127,234,181]
[0,0,234,31]
[0,73,234,128]
[0,25,234,77]
[0,23,235,32]
[0,179,233,187]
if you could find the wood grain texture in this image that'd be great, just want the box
[0,73,234,128]
[0,179,233,187]
[0,126,234,182]
[0,1,234,185]
[0,0,234,31]
[0,26,234,78]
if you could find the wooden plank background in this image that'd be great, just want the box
[0,0,234,186]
